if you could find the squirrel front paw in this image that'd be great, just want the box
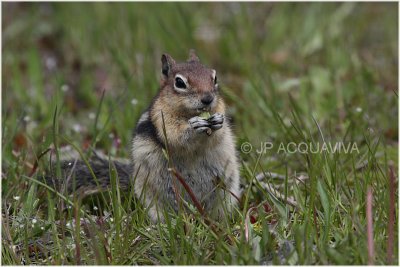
[188,116,211,134]
[208,113,224,130]
[188,113,224,136]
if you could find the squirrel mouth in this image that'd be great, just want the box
[196,107,211,113]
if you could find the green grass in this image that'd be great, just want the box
[2,2,398,265]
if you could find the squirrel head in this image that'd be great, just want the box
[160,50,219,115]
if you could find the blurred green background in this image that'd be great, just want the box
[2,2,398,265]
[3,2,397,153]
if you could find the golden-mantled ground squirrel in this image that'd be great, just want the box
[48,50,241,222]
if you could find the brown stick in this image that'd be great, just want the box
[387,166,396,264]
[169,168,206,217]
[169,167,235,244]
[366,187,374,265]
[29,148,51,176]
[244,206,256,242]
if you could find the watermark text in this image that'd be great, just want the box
[241,141,360,154]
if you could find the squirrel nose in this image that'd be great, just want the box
[201,94,214,105]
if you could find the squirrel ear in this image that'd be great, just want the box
[161,54,175,77]
[188,49,200,62]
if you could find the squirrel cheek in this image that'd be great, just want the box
[179,95,197,109]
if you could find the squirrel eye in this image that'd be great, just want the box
[175,77,186,89]
[214,76,218,85]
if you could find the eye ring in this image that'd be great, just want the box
[175,77,187,89]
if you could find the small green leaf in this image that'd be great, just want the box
[199,112,211,119]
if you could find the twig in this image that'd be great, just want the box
[256,172,286,180]
[257,180,298,208]
[214,176,242,206]
[29,148,51,177]
[169,168,206,217]
[256,171,308,184]
[168,167,236,245]
[226,188,242,205]
[387,166,395,265]
[244,206,257,242]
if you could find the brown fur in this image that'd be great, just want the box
[132,51,241,221]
